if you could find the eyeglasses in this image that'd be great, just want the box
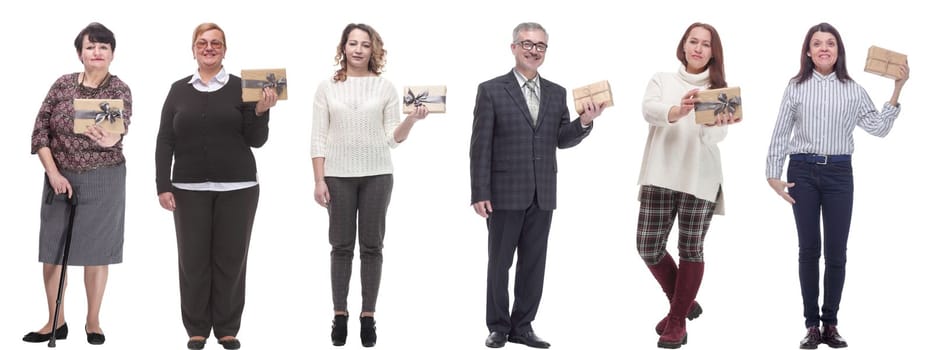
[195,40,224,50]
[516,40,548,53]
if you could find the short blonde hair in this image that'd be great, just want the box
[191,23,226,49]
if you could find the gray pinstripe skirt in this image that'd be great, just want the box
[38,163,125,266]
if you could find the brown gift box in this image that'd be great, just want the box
[695,87,742,124]
[572,80,614,114]
[402,86,446,113]
[864,46,907,80]
[73,99,126,134]
[241,68,288,102]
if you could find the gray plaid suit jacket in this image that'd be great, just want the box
[470,71,592,211]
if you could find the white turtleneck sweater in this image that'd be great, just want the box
[311,76,401,177]
[638,66,728,214]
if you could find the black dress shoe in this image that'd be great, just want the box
[508,331,551,349]
[23,323,68,343]
[799,326,821,349]
[332,314,348,346]
[485,331,507,348]
[86,329,105,345]
[360,316,377,347]
[218,338,241,349]
[821,325,848,348]
[187,338,206,350]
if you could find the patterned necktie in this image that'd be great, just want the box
[525,80,540,125]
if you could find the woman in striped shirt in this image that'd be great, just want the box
[765,22,909,349]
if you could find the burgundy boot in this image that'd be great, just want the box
[647,254,703,335]
[657,260,704,349]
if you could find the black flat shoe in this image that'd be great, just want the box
[218,338,241,349]
[23,323,68,343]
[187,338,206,350]
[86,330,105,345]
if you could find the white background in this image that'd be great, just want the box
[2,0,928,349]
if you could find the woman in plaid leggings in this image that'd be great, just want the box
[636,22,739,349]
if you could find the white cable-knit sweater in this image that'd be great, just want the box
[311,76,401,177]
[638,66,728,214]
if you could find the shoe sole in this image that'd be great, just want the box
[657,334,687,349]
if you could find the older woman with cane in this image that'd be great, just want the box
[25,22,132,346]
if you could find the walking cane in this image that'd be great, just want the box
[48,191,77,348]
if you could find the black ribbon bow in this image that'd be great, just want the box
[695,92,741,116]
[94,102,122,124]
[243,73,287,95]
[403,88,445,107]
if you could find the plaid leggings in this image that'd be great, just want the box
[636,185,716,264]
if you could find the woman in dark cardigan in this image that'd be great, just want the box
[155,22,277,350]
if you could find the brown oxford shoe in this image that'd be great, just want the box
[821,325,848,348]
[799,326,821,349]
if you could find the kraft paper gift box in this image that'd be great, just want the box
[695,87,741,124]
[73,99,126,134]
[402,86,446,113]
[864,46,907,80]
[572,80,614,114]
[241,68,288,102]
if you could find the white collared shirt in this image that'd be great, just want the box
[187,66,229,92]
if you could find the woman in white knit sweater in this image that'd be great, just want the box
[636,22,740,349]
[311,23,428,348]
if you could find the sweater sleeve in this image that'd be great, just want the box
[155,83,177,194]
[311,80,330,158]
[382,81,401,148]
[642,73,675,127]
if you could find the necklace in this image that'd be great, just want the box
[79,72,110,89]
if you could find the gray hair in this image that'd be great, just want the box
[512,22,548,42]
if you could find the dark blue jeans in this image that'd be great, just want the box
[787,159,854,328]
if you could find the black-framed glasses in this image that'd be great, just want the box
[516,40,548,53]
[195,40,224,50]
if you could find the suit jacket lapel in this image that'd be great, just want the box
[500,72,535,128]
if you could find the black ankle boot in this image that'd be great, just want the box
[331,315,348,346]
[360,316,377,347]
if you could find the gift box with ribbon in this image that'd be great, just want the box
[241,68,288,102]
[572,80,614,114]
[73,99,126,134]
[402,86,446,113]
[864,46,907,80]
[695,87,741,124]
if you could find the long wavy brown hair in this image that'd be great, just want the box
[333,23,386,82]
[676,22,727,89]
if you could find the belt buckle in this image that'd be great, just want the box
[815,155,828,165]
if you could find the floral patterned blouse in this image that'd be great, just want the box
[31,73,132,172]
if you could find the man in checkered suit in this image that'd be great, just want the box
[470,22,605,349]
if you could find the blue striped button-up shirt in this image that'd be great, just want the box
[765,71,900,179]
